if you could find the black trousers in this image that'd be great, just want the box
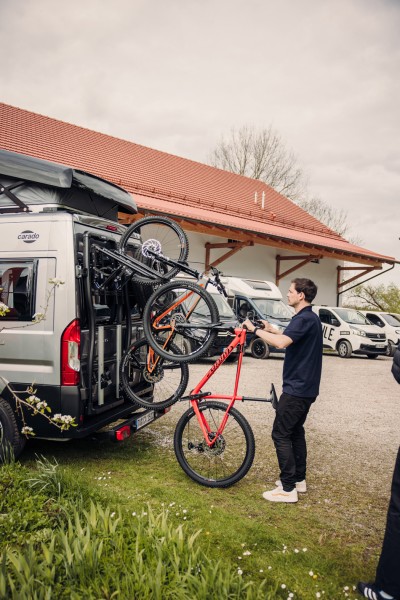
[375,446,400,598]
[271,392,315,492]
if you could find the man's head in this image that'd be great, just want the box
[287,278,318,310]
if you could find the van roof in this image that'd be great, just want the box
[0,149,137,215]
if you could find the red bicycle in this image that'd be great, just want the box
[173,323,278,488]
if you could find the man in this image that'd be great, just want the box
[357,347,400,600]
[244,277,322,504]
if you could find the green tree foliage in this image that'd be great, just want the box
[347,282,400,313]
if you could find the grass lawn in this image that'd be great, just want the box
[16,414,385,600]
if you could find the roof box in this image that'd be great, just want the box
[0,149,137,222]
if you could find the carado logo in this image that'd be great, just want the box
[18,230,39,243]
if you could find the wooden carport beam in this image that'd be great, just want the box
[336,265,381,290]
[276,254,323,286]
[205,241,254,270]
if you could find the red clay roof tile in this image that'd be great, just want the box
[0,102,396,265]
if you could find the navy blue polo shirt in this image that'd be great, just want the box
[282,306,323,398]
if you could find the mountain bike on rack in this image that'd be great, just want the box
[89,215,228,409]
[90,215,226,362]
[173,322,278,488]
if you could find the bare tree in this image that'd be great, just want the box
[209,125,355,240]
[209,125,307,203]
[296,196,351,238]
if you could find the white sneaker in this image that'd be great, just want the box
[275,479,307,493]
[262,486,298,503]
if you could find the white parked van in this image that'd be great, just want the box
[0,149,167,459]
[312,306,387,358]
[359,311,400,357]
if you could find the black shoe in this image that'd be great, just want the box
[357,582,395,600]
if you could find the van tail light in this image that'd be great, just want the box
[61,319,81,385]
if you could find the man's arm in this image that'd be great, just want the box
[242,318,293,350]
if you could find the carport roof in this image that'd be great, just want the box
[0,102,397,267]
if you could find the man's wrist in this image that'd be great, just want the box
[253,327,260,336]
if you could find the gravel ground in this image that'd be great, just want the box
[161,351,400,495]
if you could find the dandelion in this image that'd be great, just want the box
[303,548,308,552]
[259,569,263,573]
[183,509,187,514]
[309,571,314,576]
[281,584,287,589]
[238,556,242,560]
[237,569,243,575]
[289,595,294,599]
[316,593,321,598]
[243,550,251,556]
[110,512,116,518]
[268,566,272,570]
[132,512,136,517]
[343,587,349,591]
[294,548,299,553]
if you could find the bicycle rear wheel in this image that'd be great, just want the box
[120,337,189,410]
[118,216,189,284]
[142,280,219,363]
[174,401,255,488]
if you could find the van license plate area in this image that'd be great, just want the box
[376,344,385,348]
[136,411,155,430]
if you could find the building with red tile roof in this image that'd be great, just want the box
[0,102,396,302]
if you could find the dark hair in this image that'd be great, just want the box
[291,278,318,303]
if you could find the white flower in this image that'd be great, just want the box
[309,571,314,576]
[0,302,10,317]
[21,426,34,435]
[243,550,251,556]
[316,593,321,598]
[237,569,243,575]
[303,548,308,552]
[281,584,286,589]
[294,548,299,553]
[48,278,65,286]
[259,569,263,573]
[110,512,116,518]
[343,587,349,591]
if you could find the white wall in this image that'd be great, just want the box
[185,231,343,307]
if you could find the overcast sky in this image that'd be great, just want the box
[1,0,399,284]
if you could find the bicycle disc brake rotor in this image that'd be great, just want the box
[143,367,164,383]
[205,433,226,456]
[142,239,162,257]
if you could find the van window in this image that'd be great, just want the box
[335,308,369,325]
[366,313,384,327]
[0,261,37,321]
[319,308,336,325]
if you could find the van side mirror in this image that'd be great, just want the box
[331,318,340,327]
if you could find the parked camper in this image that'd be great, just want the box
[312,306,387,358]
[359,311,400,357]
[220,277,293,358]
[0,149,168,460]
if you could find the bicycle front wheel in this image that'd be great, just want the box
[118,216,189,283]
[174,401,255,488]
[120,337,189,410]
[143,280,220,363]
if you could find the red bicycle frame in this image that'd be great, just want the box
[184,326,274,448]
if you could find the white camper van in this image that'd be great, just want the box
[312,306,387,358]
[0,149,168,459]
[220,277,293,358]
